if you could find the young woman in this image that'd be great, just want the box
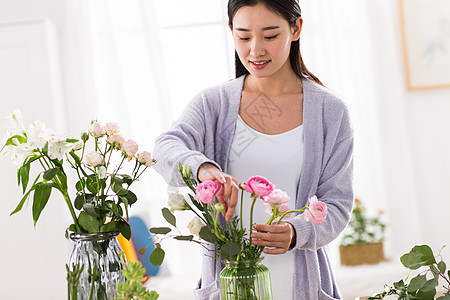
[153,0,354,299]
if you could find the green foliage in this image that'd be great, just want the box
[2,114,156,238]
[371,245,450,299]
[340,198,386,247]
[66,263,84,300]
[115,253,159,300]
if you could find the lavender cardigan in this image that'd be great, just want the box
[153,75,354,300]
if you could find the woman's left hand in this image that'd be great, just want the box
[251,222,296,254]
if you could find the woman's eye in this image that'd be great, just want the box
[265,35,279,40]
[239,37,250,41]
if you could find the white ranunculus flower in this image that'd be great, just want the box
[187,216,204,238]
[27,121,55,149]
[48,136,74,160]
[168,192,189,212]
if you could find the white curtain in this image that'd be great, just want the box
[68,0,421,274]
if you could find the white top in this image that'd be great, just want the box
[228,115,304,300]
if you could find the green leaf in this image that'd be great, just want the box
[74,194,84,210]
[100,221,116,232]
[199,226,218,243]
[75,180,84,192]
[393,280,406,291]
[174,235,194,241]
[111,179,127,196]
[82,202,99,217]
[116,220,131,240]
[66,138,78,143]
[407,274,427,293]
[18,163,30,193]
[123,190,137,205]
[86,175,100,194]
[4,134,27,146]
[32,182,53,226]
[10,174,41,216]
[149,246,165,266]
[42,142,49,156]
[162,208,176,227]
[149,227,172,235]
[221,241,241,258]
[43,167,59,181]
[78,211,100,233]
[421,276,438,292]
[401,245,436,270]
[438,261,446,274]
[416,288,436,299]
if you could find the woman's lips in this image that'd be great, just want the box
[249,60,271,69]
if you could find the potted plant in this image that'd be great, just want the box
[339,198,386,266]
[1,110,156,299]
[144,164,328,299]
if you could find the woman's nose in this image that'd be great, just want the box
[250,39,265,57]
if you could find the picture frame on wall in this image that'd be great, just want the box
[399,0,450,90]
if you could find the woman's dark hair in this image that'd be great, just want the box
[228,0,323,86]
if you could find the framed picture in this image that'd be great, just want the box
[399,0,450,90]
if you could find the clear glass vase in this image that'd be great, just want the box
[68,230,126,300]
[219,258,273,300]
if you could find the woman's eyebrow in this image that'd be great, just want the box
[235,26,280,32]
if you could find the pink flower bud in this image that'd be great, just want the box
[261,189,290,204]
[89,121,106,138]
[136,151,156,167]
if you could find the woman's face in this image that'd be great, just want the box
[230,4,301,79]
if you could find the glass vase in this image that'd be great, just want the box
[68,230,126,300]
[219,258,273,300]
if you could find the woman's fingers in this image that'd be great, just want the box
[225,178,239,221]
[251,223,294,254]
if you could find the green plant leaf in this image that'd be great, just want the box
[42,142,49,156]
[407,274,427,293]
[4,134,27,146]
[86,175,100,194]
[400,245,436,270]
[221,241,241,258]
[111,178,127,196]
[174,235,194,241]
[18,163,30,193]
[74,194,84,210]
[82,202,99,217]
[43,167,59,181]
[438,261,446,274]
[32,182,53,226]
[149,246,165,266]
[116,220,131,240]
[75,180,84,192]
[421,276,438,292]
[162,208,176,227]
[100,221,116,232]
[123,190,137,205]
[199,226,218,243]
[416,288,436,299]
[149,227,172,235]
[10,174,41,216]
[78,211,100,233]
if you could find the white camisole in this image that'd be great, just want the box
[227,115,304,299]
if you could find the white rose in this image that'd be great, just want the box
[105,122,120,135]
[85,151,104,166]
[187,216,204,238]
[89,121,106,138]
[168,192,189,212]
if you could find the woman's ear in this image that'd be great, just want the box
[292,17,303,41]
[228,21,233,32]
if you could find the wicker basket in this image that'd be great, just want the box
[339,242,385,266]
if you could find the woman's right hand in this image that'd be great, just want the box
[197,163,239,221]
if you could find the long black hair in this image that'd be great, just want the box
[228,0,323,86]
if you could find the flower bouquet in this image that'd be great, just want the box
[145,163,327,299]
[1,110,156,299]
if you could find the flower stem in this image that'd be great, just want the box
[239,189,244,231]
[64,192,81,232]
[275,208,306,224]
[248,195,258,251]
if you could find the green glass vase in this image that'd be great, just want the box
[219,258,273,300]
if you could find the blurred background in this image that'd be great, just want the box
[1,0,449,299]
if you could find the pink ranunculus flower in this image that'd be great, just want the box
[105,122,120,135]
[121,139,138,159]
[108,133,125,148]
[137,151,156,167]
[262,189,290,204]
[241,176,275,197]
[194,180,222,204]
[263,203,274,215]
[85,151,104,166]
[89,121,106,138]
[303,195,327,225]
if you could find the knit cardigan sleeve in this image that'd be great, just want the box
[287,88,354,252]
[152,90,222,186]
